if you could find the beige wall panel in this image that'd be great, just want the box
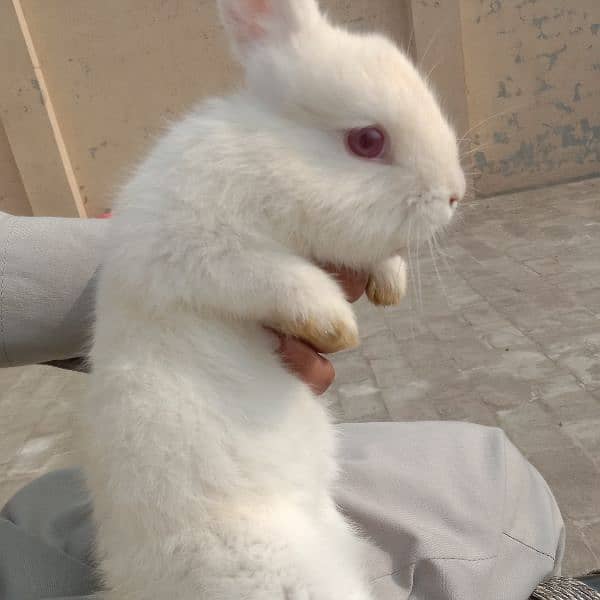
[19,0,412,217]
[19,0,238,217]
[409,1,470,139]
[324,0,413,52]
[460,1,600,196]
[0,1,81,217]
[0,118,31,216]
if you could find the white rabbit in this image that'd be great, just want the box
[78,0,465,598]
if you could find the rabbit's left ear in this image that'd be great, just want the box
[217,0,319,61]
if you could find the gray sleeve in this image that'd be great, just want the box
[0,212,108,367]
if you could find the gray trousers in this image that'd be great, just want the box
[0,422,564,600]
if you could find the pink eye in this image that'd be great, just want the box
[346,126,386,159]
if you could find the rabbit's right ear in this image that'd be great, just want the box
[218,0,320,62]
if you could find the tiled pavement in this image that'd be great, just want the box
[1,177,600,576]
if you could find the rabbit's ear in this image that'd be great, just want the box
[218,0,318,61]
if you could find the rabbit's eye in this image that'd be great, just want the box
[346,126,386,159]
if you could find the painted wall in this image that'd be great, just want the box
[0,1,83,217]
[0,119,31,216]
[409,1,469,139]
[460,0,600,196]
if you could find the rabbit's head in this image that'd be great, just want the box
[218,0,465,267]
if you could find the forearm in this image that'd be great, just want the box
[0,212,108,367]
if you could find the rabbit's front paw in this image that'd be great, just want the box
[271,271,359,353]
[366,256,407,306]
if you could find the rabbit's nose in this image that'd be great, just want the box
[449,195,459,207]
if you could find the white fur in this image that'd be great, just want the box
[366,255,407,306]
[78,1,465,598]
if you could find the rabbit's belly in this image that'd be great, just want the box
[156,316,340,497]
[101,502,373,600]
[88,312,357,597]
[201,515,373,600]
[84,314,341,528]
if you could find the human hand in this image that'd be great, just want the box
[271,265,368,395]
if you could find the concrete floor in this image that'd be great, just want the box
[1,177,599,576]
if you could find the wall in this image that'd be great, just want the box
[409,1,469,138]
[460,0,600,196]
[0,118,31,216]
[0,0,83,217]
